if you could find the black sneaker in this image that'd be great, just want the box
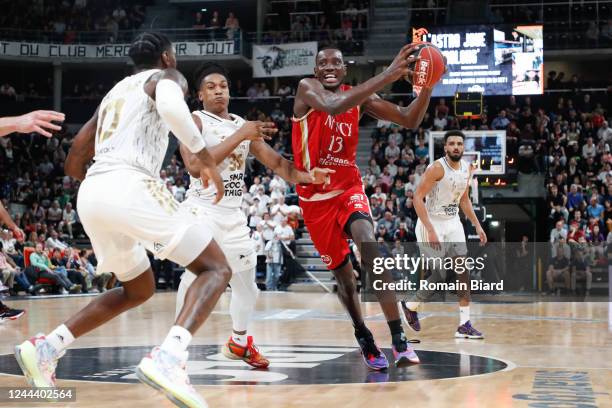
[0,304,25,322]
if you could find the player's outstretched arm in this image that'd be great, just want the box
[148,68,224,203]
[249,140,335,185]
[459,171,487,244]
[294,44,419,116]
[179,117,277,177]
[65,108,98,181]
[0,110,65,137]
[362,87,433,129]
[414,162,444,248]
[192,115,277,167]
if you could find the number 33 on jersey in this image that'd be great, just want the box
[291,84,362,199]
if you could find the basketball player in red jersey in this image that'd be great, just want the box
[292,45,442,368]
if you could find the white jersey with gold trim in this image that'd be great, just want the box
[186,110,248,210]
[425,157,471,220]
[87,69,170,178]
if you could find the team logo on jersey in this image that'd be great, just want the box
[324,115,353,138]
[227,153,244,172]
[153,242,165,252]
[349,194,364,203]
[320,254,332,265]
[0,345,508,385]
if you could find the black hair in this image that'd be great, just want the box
[194,62,230,89]
[444,130,465,143]
[316,46,343,62]
[128,32,172,69]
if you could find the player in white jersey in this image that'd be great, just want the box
[13,32,246,408]
[400,130,488,339]
[176,63,332,368]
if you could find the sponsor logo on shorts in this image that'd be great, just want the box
[320,254,332,265]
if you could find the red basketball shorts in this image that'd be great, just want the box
[299,186,371,270]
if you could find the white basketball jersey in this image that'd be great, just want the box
[186,110,249,210]
[425,157,471,219]
[88,69,169,178]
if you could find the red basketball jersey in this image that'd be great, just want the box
[291,84,362,199]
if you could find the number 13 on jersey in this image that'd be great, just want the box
[327,135,344,154]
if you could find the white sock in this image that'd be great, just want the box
[46,324,75,354]
[459,306,470,325]
[232,332,248,347]
[406,301,420,311]
[160,325,192,356]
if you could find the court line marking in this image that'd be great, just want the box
[288,310,606,324]
[0,345,519,386]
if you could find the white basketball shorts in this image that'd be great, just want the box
[181,197,256,274]
[77,170,213,282]
[415,215,467,260]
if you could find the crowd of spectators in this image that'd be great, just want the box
[0,0,148,43]
[361,71,610,294]
[0,98,303,295]
[260,1,368,55]
[1,65,610,296]
[0,123,117,296]
[191,10,241,41]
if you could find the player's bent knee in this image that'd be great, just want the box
[214,264,233,287]
[332,271,356,294]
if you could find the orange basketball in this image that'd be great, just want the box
[406,43,447,89]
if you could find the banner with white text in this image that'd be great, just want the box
[0,41,236,59]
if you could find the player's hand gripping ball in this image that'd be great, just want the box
[406,43,447,89]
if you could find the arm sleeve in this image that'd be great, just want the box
[155,79,206,153]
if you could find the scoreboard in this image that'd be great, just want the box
[412,24,543,97]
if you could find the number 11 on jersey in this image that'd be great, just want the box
[97,98,125,143]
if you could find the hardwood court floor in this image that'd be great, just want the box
[0,292,611,408]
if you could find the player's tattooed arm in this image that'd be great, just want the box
[249,140,334,185]
[65,108,98,181]
[413,162,444,248]
[361,86,433,129]
[294,44,418,117]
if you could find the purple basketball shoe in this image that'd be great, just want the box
[356,335,389,371]
[455,321,484,339]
